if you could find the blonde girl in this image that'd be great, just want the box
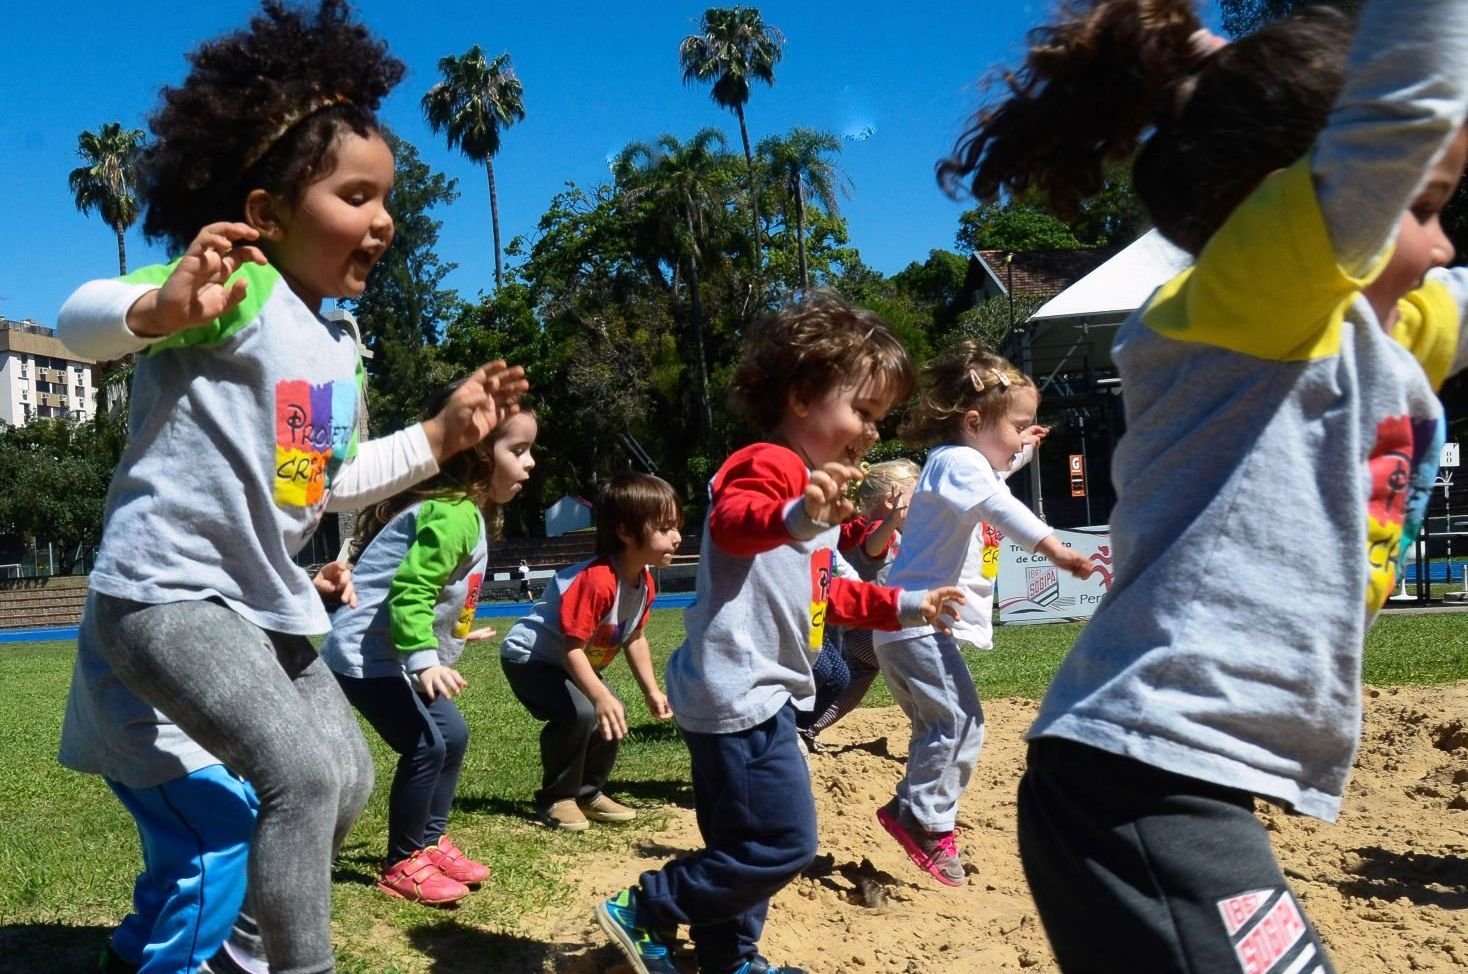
[873,342,1093,887]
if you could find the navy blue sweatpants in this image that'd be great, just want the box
[335,673,469,864]
[637,704,819,972]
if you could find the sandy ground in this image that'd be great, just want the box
[525,683,1468,972]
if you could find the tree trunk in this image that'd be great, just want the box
[114,222,128,276]
[796,178,809,289]
[685,213,713,449]
[735,104,762,284]
[487,161,504,290]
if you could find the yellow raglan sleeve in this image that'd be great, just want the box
[1141,157,1387,362]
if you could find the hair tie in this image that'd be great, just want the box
[242,93,353,171]
[1188,29,1228,61]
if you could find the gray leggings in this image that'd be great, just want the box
[91,594,374,974]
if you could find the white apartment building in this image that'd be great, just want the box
[0,317,96,426]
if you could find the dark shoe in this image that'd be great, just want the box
[98,945,139,974]
[595,886,679,974]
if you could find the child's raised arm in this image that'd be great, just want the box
[1314,0,1468,276]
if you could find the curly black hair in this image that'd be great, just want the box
[139,0,405,253]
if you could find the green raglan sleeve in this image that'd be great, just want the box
[139,261,280,354]
[387,498,484,660]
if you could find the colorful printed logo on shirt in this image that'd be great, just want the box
[274,379,356,509]
[980,523,1002,581]
[808,547,834,653]
[453,573,484,639]
[1365,415,1441,608]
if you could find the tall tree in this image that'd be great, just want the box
[759,128,848,288]
[1217,0,1359,36]
[679,6,784,272]
[422,46,525,290]
[346,135,462,434]
[68,122,144,275]
[614,129,737,447]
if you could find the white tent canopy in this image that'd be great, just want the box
[1031,229,1191,322]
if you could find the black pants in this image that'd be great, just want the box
[1018,738,1337,974]
[501,657,620,806]
[335,673,469,864]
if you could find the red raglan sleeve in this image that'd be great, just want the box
[706,444,811,557]
[558,564,617,644]
[826,575,904,631]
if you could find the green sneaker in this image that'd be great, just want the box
[595,886,678,974]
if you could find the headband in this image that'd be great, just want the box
[242,93,353,171]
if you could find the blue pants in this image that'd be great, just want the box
[638,705,819,973]
[335,673,469,864]
[107,765,259,974]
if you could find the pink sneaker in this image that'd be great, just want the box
[876,800,966,887]
[377,850,470,905]
[425,835,492,885]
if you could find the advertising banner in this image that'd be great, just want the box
[996,525,1115,626]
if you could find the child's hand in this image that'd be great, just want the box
[805,462,864,525]
[462,626,498,643]
[1036,535,1097,579]
[643,690,673,721]
[1020,425,1049,447]
[918,586,967,633]
[594,693,628,741]
[417,665,468,702]
[880,485,912,529]
[422,361,531,462]
[129,222,268,337]
[312,561,356,608]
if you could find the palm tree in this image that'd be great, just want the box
[422,47,525,290]
[614,129,735,444]
[68,122,144,275]
[759,128,849,288]
[679,7,784,271]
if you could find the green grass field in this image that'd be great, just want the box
[1,609,1464,971]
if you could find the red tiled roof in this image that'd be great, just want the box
[972,249,1111,298]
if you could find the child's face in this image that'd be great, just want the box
[265,130,396,310]
[963,386,1039,471]
[489,412,538,504]
[623,517,682,568]
[784,375,895,468]
[1363,127,1468,329]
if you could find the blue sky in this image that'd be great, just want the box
[1,1,1215,324]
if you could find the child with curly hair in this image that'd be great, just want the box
[941,0,1468,967]
[321,395,538,906]
[873,343,1093,887]
[597,291,966,974]
[56,3,526,971]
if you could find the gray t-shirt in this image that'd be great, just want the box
[1030,2,1468,821]
[320,498,489,678]
[60,262,362,636]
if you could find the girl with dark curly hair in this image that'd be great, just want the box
[54,4,526,972]
[941,0,1468,969]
